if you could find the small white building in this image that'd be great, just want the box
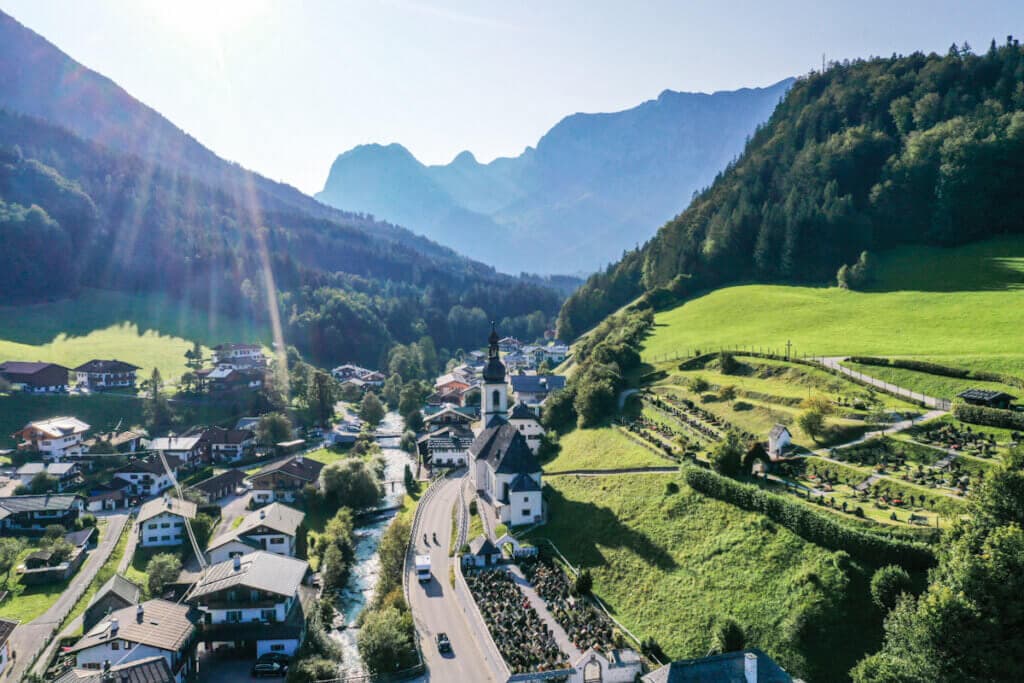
[136,496,197,548]
[13,417,90,461]
[187,551,309,658]
[113,456,180,498]
[206,502,305,564]
[508,402,544,455]
[212,343,264,366]
[16,461,79,491]
[68,600,197,682]
[768,424,793,458]
[147,436,204,466]
[571,647,643,683]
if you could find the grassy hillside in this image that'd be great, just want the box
[0,288,270,381]
[543,426,671,472]
[642,238,1024,372]
[530,473,889,681]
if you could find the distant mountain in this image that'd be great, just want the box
[317,79,793,274]
[0,10,565,367]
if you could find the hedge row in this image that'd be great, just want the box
[848,356,1024,390]
[953,401,1024,431]
[683,467,936,570]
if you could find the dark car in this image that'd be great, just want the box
[251,661,288,678]
[257,653,291,666]
[436,632,452,653]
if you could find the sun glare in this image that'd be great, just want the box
[139,0,271,43]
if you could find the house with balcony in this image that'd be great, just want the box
[186,551,310,658]
[0,360,70,392]
[0,494,84,532]
[187,469,247,504]
[112,456,181,498]
[68,599,198,683]
[206,502,304,564]
[146,435,204,466]
[13,416,90,461]
[55,656,174,683]
[15,461,80,491]
[198,427,255,463]
[247,454,323,504]
[73,359,140,391]
[137,496,198,549]
[211,343,265,366]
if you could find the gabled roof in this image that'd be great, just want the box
[17,416,90,438]
[115,455,181,476]
[510,374,567,394]
[188,469,247,496]
[73,359,140,373]
[0,494,82,514]
[509,473,541,493]
[88,573,142,611]
[64,527,96,548]
[213,343,262,351]
[55,656,174,683]
[424,405,475,423]
[248,455,324,484]
[958,388,1017,402]
[769,424,791,440]
[469,536,500,556]
[0,360,69,375]
[0,617,17,649]
[137,496,197,525]
[147,435,202,452]
[207,502,304,550]
[188,551,307,601]
[70,599,196,654]
[641,648,792,683]
[199,426,255,445]
[509,402,539,420]
[17,462,77,477]
[469,418,541,476]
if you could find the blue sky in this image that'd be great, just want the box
[2,1,1021,193]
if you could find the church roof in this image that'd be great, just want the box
[469,418,540,476]
[509,402,538,420]
[509,473,541,493]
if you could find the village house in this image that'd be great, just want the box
[0,618,16,679]
[212,343,265,366]
[187,469,247,504]
[497,336,522,353]
[113,456,181,498]
[137,496,198,548]
[73,359,140,391]
[147,435,204,466]
[195,365,265,393]
[206,502,304,564]
[84,480,133,512]
[186,551,310,658]
[471,326,546,528]
[247,453,324,504]
[434,372,471,396]
[509,402,545,455]
[20,528,93,584]
[0,360,70,392]
[570,647,643,683]
[55,656,175,683]
[423,404,477,430]
[15,461,80,491]
[642,648,792,683]
[330,363,385,387]
[82,429,144,455]
[0,493,84,532]
[509,373,567,406]
[427,431,475,468]
[68,599,198,682]
[83,573,143,632]
[416,423,474,458]
[768,424,793,458]
[13,416,91,460]
[198,426,255,463]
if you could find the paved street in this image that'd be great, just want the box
[213,490,251,536]
[818,356,950,409]
[407,475,496,682]
[7,512,128,682]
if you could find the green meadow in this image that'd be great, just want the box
[641,237,1024,372]
[0,288,270,382]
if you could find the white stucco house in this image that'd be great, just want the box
[768,424,793,458]
[136,496,197,548]
[206,502,304,564]
[13,416,90,461]
[113,456,181,498]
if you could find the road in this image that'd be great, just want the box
[818,357,950,409]
[7,512,129,682]
[212,491,251,536]
[406,475,496,682]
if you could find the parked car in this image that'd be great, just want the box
[251,661,287,678]
[257,653,291,666]
[436,632,452,654]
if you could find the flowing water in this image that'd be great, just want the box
[330,411,410,673]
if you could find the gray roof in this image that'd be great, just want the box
[0,493,82,514]
[137,496,197,525]
[16,462,77,477]
[249,454,324,484]
[208,502,305,550]
[70,599,196,653]
[509,473,541,493]
[0,360,69,375]
[469,418,541,476]
[73,359,140,373]
[55,656,174,683]
[88,573,142,611]
[509,402,539,420]
[188,469,247,496]
[642,649,792,683]
[469,536,500,556]
[64,527,96,548]
[769,424,791,440]
[115,455,182,476]
[188,550,308,601]
[510,374,566,394]
[958,388,1016,402]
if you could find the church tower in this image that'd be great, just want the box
[481,322,508,422]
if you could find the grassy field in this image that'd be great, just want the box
[841,361,1022,401]
[543,426,672,472]
[528,473,890,681]
[641,237,1024,372]
[0,288,270,382]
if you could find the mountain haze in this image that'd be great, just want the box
[318,79,793,274]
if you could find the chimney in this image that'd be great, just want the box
[110,617,119,636]
[136,604,144,623]
[744,652,757,683]
[233,555,242,571]
[295,453,303,464]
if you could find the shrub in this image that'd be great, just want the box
[146,553,182,597]
[358,606,417,674]
[870,565,913,611]
[718,352,739,375]
[954,401,1024,431]
[574,568,593,595]
[684,468,935,570]
[665,481,680,495]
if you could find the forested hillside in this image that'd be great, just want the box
[558,39,1024,339]
[0,11,564,369]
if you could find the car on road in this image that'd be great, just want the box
[251,660,288,678]
[436,632,452,654]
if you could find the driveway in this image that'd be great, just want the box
[817,357,950,410]
[9,512,129,681]
[407,475,497,682]
[214,491,252,536]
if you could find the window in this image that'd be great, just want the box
[147,523,158,530]
[522,509,531,517]
[111,641,120,651]
[148,537,158,543]
[160,522,170,528]
[491,390,500,408]
[270,537,284,544]
[161,535,170,541]
[261,609,277,622]
[124,641,133,650]
[226,611,242,623]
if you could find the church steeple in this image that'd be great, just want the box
[482,321,507,420]
[483,321,506,384]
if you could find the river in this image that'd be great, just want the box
[329,411,411,673]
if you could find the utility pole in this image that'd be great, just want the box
[786,340,792,361]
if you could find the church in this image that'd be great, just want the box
[470,324,545,527]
